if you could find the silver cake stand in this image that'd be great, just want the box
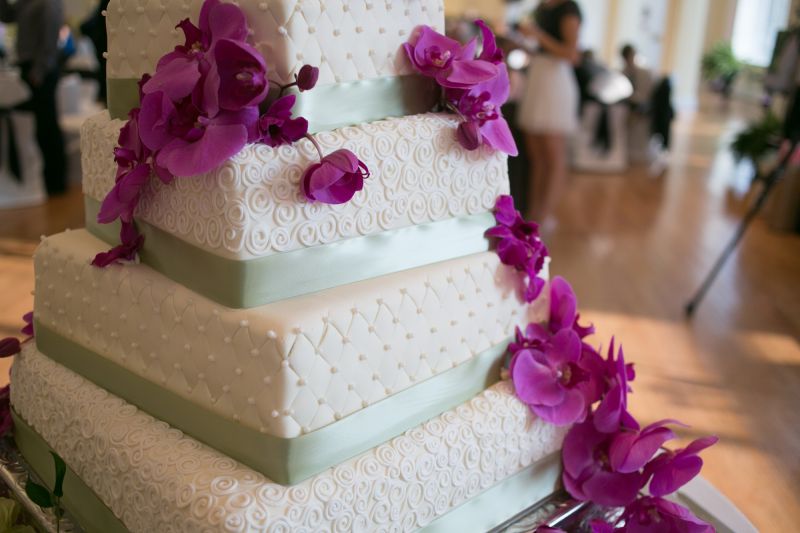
[0,437,755,533]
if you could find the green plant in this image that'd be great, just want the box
[0,497,36,533]
[702,42,743,81]
[24,452,66,533]
[730,112,783,163]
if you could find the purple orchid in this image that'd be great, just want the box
[456,120,481,150]
[0,338,20,358]
[302,148,370,204]
[138,90,258,177]
[548,277,595,338]
[21,311,34,339]
[143,0,257,109]
[296,64,320,92]
[206,38,269,114]
[593,339,638,434]
[258,94,309,147]
[476,20,504,65]
[486,195,549,302]
[91,222,144,268]
[0,385,11,436]
[562,415,649,507]
[403,25,498,89]
[608,419,682,473]
[620,496,714,533]
[645,436,719,497]
[454,65,517,155]
[510,329,591,425]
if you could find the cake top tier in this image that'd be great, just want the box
[105,0,444,85]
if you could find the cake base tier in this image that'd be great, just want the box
[11,344,566,532]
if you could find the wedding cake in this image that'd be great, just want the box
[9,1,567,531]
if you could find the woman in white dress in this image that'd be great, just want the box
[517,0,582,223]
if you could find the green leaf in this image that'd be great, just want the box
[7,526,38,533]
[50,452,67,498]
[0,497,21,530]
[24,480,53,508]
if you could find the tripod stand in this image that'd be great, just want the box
[684,137,798,317]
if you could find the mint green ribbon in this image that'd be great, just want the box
[85,197,494,309]
[106,75,437,132]
[36,321,508,486]
[12,410,129,533]
[423,452,562,532]
[14,407,561,533]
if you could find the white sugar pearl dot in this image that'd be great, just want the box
[318,398,325,405]
[334,413,342,420]
[330,367,338,374]
[368,326,375,333]
[263,376,271,385]
[198,325,205,332]
[358,354,367,361]
[347,383,355,391]
[233,415,240,421]
[430,327,438,333]
[224,337,232,344]
[173,363,181,370]
[267,330,277,339]
[198,373,205,380]
[385,388,392,395]
[281,360,289,368]
[342,337,350,344]
[222,385,230,393]
[150,352,157,359]
[362,400,369,408]
[240,320,249,327]
[208,354,216,362]
[372,373,380,381]
[235,368,243,376]
[250,349,259,356]
[297,378,306,386]
[383,345,391,351]
[420,353,427,359]
[406,333,414,339]
[247,397,255,405]
[271,410,279,418]
[261,427,269,434]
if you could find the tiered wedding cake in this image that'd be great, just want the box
[10,1,566,531]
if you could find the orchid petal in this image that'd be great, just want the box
[158,123,249,177]
[511,350,564,407]
[480,115,518,156]
[143,57,202,101]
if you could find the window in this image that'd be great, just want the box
[732,0,792,66]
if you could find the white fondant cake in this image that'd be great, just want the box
[34,229,546,438]
[81,111,509,261]
[12,345,565,533]
[105,0,444,86]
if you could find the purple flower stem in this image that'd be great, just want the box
[268,79,299,97]
[304,133,325,161]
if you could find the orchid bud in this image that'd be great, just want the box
[0,337,21,358]
[456,120,482,150]
[296,65,320,92]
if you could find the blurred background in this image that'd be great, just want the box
[0,0,798,530]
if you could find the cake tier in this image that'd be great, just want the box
[34,230,547,482]
[105,0,443,122]
[82,111,508,308]
[12,345,565,533]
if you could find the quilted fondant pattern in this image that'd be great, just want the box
[105,0,444,85]
[34,230,549,439]
[13,346,566,533]
[81,111,509,260]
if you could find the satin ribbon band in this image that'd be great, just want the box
[12,409,129,533]
[106,75,437,132]
[35,320,509,486]
[84,197,494,310]
[13,408,561,533]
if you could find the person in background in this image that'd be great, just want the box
[620,43,654,113]
[81,0,110,104]
[0,0,67,196]
[517,0,582,226]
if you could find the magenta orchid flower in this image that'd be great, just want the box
[510,329,591,425]
[620,496,714,533]
[403,25,498,89]
[138,90,258,177]
[455,66,517,156]
[0,385,11,436]
[608,419,682,474]
[91,221,144,268]
[593,339,638,434]
[258,94,309,147]
[295,64,320,91]
[486,195,548,302]
[548,277,595,338]
[21,311,34,339]
[562,415,648,507]
[143,0,256,108]
[456,120,482,150]
[0,338,20,358]
[644,435,719,497]
[302,148,370,204]
[206,38,269,114]
[476,20,504,65]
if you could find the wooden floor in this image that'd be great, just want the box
[1,98,799,530]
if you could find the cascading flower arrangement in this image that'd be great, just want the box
[93,0,368,267]
[0,312,35,437]
[490,196,718,532]
[404,20,517,156]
